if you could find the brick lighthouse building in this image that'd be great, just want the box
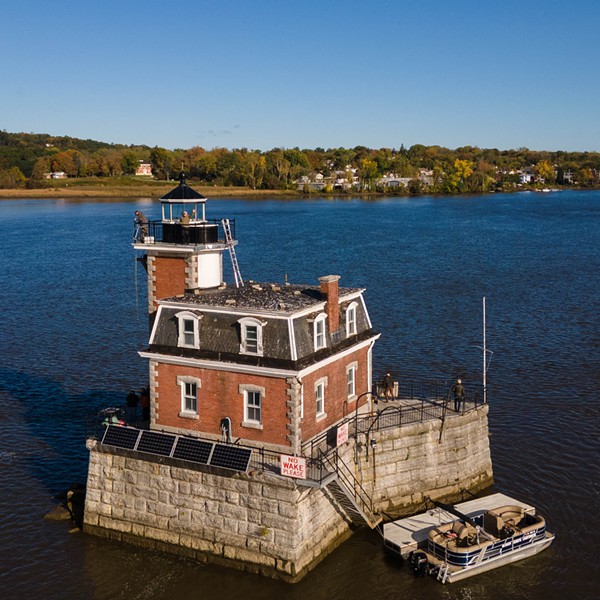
[133,173,380,454]
[83,176,493,581]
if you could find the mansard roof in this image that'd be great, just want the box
[147,281,376,370]
[161,282,363,314]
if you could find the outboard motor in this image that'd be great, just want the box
[409,550,429,577]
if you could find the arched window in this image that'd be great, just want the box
[238,317,264,356]
[176,311,202,349]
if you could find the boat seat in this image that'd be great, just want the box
[483,511,504,537]
[452,521,477,546]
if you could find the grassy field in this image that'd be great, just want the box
[0,177,298,199]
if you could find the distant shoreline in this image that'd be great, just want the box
[0,185,299,199]
[0,184,597,201]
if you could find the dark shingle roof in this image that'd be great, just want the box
[161,283,363,312]
[161,172,207,201]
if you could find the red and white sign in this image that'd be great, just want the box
[280,454,307,479]
[337,422,349,446]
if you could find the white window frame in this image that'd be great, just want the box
[176,311,202,349]
[314,313,327,351]
[177,375,201,418]
[239,383,265,429]
[346,361,358,401]
[346,302,358,337]
[238,317,264,356]
[315,376,327,420]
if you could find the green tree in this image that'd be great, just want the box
[359,158,378,190]
[0,166,26,188]
[150,147,171,180]
[121,151,139,175]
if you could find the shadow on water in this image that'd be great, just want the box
[0,366,129,492]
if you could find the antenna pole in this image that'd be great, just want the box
[482,296,487,404]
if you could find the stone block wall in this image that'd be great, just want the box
[342,405,493,517]
[84,443,352,582]
[84,406,492,581]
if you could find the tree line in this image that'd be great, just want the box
[1,130,600,193]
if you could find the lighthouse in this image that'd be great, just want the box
[84,177,493,582]
[133,172,239,318]
[131,176,379,448]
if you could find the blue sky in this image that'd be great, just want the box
[2,0,599,152]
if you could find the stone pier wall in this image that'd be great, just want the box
[84,406,492,581]
[83,444,352,582]
[347,405,493,518]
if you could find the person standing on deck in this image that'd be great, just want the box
[179,211,190,244]
[125,390,139,423]
[383,372,395,401]
[139,387,150,421]
[134,210,148,241]
[452,378,465,412]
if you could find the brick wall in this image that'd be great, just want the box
[152,256,187,309]
[155,363,291,447]
[300,346,370,441]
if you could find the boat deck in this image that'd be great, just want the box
[383,493,535,558]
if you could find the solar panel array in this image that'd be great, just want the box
[100,425,252,472]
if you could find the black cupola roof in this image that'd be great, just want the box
[160,172,207,200]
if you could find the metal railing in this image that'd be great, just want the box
[133,218,236,244]
[89,380,484,487]
[301,380,485,461]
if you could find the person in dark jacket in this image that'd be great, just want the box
[125,390,139,423]
[139,387,150,421]
[134,210,148,240]
[452,378,465,412]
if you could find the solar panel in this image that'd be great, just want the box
[210,444,252,472]
[172,437,214,464]
[101,425,141,450]
[100,426,253,473]
[137,430,176,457]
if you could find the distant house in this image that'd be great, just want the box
[419,169,434,187]
[519,167,535,184]
[44,171,67,179]
[135,162,153,177]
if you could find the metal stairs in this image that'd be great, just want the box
[221,218,244,288]
[320,452,381,529]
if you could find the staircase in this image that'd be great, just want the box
[320,452,381,528]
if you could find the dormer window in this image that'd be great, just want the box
[176,312,202,349]
[239,317,264,356]
[346,302,358,337]
[314,313,327,351]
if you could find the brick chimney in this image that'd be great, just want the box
[319,275,340,333]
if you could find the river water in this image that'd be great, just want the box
[0,191,598,599]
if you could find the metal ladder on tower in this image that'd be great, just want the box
[221,218,244,288]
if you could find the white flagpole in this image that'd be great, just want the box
[483,297,487,404]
